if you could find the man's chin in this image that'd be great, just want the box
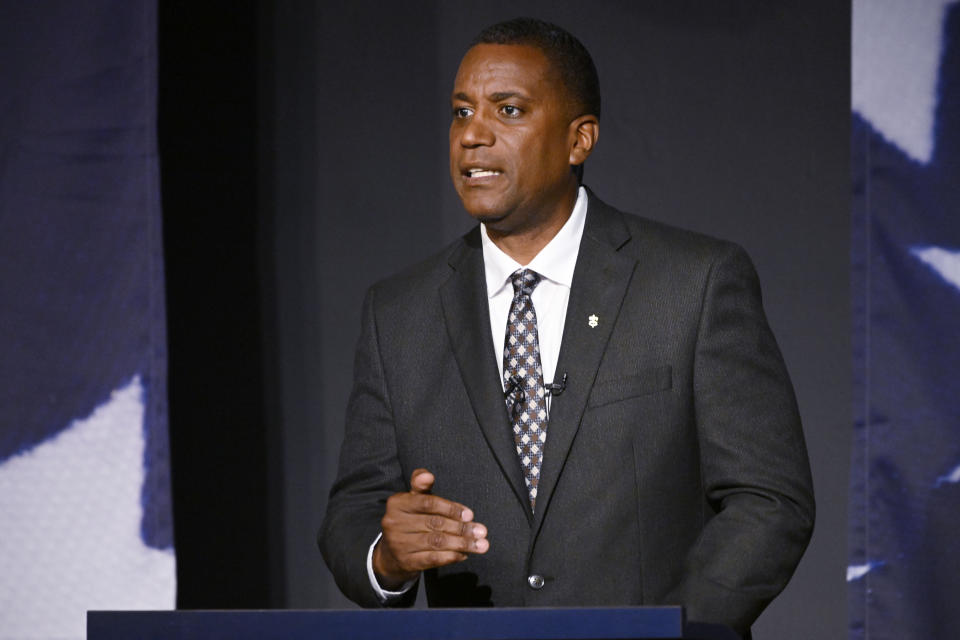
[461,201,509,226]
[471,212,509,226]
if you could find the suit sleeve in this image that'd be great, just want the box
[318,286,417,608]
[670,244,815,633]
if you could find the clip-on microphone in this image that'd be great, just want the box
[545,372,568,396]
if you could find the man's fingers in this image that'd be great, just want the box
[377,476,490,581]
[377,525,490,578]
[406,470,476,523]
[422,515,488,540]
[419,528,489,554]
[409,492,474,522]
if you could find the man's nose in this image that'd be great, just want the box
[460,113,494,147]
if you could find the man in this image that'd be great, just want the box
[319,17,814,637]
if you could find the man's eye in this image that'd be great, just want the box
[453,106,473,119]
[500,105,522,117]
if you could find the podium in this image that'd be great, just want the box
[88,607,739,639]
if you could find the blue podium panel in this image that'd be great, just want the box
[87,607,686,640]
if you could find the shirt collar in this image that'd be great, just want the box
[481,186,589,299]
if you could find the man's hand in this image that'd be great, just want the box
[373,468,489,589]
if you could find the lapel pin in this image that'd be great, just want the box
[588,314,599,328]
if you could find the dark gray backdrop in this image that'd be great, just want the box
[260,2,850,638]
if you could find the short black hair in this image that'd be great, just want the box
[471,17,601,120]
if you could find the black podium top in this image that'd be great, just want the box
[88,607,739,640]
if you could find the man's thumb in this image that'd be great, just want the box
[409,468,435,493]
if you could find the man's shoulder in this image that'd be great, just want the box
[585,190,744,266]
[365,229,478,307]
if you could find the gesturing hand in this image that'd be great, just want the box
[373,468,489,589]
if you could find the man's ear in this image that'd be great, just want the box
[568,114,599,167]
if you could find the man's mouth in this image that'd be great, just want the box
[464,168,502,179]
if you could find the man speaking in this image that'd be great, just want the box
[319,17,814,637]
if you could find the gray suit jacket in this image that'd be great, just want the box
[319,191,814,635]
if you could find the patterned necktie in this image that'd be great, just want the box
[502,268,548,511]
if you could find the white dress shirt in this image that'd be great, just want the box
[481,186,588,393]
[366,187,589,601]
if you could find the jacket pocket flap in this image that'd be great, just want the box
[588,365,673,408]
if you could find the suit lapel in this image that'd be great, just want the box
[531,195,636,535]
[440,231,532,521]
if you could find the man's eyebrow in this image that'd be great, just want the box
[489,91,530,102]
[451,90,533,103]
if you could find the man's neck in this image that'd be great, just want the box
[485,187,580,265]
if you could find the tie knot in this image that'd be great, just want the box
[510,269,542,297]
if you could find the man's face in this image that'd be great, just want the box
[449,44,581,232]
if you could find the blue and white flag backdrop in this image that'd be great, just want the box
[850,1,960,638]
[0,2,175,638]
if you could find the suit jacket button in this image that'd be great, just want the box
[527,574,545,590]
